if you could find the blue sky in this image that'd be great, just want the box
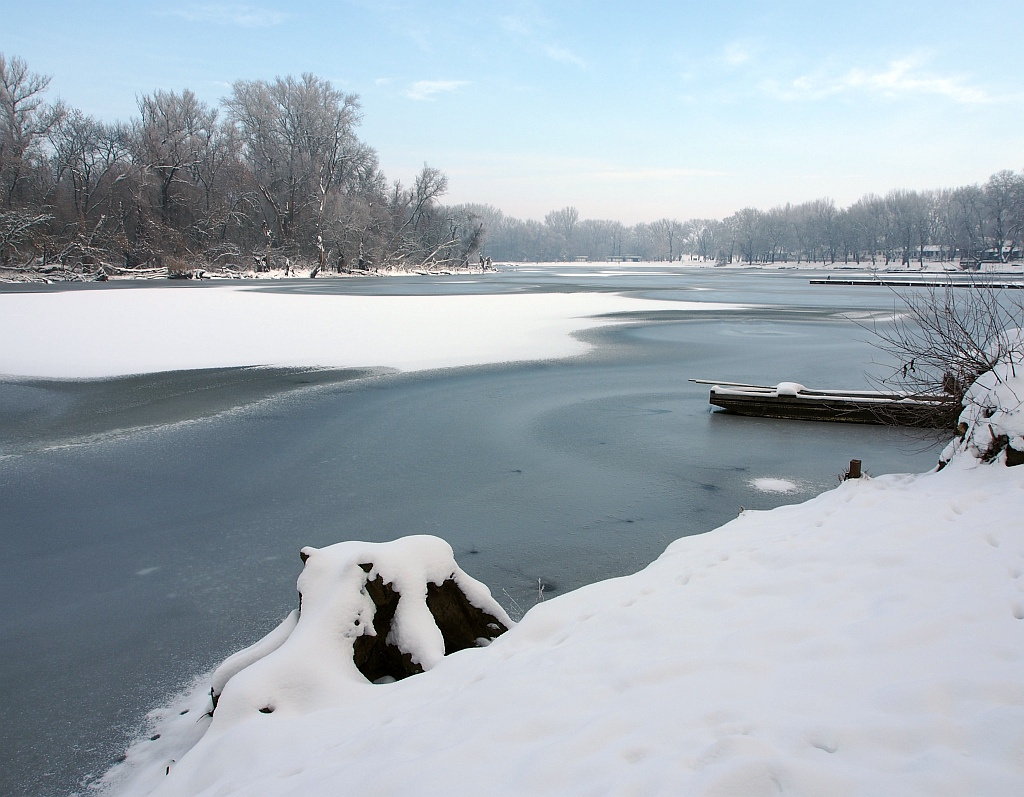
[3,1,1022,223]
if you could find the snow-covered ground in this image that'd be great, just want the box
[0,286,735,379]
[100,452,1024,797]
[98,339,1024,795]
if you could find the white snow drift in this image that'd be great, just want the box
[101,344,1024,797]
[0,286,730,379]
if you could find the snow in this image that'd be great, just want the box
[102,421,1024,795]
[775,381,805,397]
[750,477,799,493]
[0,286,736,379]
[940,330,1024,465]
[202,537,511,734]
[36,288,1015,796]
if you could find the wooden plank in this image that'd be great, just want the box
[707,388,958,428]
[692,379,946,402]
[689,378,774,389]
[809,278,1024,289]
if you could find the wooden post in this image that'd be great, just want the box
[847,459,862,479]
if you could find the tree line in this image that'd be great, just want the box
[462,170,1024,267]
[2,51,1022,278]
[0,53,485,278]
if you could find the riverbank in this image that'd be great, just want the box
[0,262,499,284]
[5,257,1023,286]
[92,282,1024,795]
[103,430,1024,796]
[0,269,949,796]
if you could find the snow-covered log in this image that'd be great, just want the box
[206,536,511,731]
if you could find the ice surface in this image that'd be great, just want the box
[90,301,1024,797]
[0,287,739,379]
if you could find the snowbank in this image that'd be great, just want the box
[0,286,732,379]
[940,329,1024,466]
[105,463,1024,797]
[98,327,1024,797]
[105,482,1024,793]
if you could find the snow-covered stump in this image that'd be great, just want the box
[206,536,512,730]
[939,328,1024,468]
[351,561,512,682]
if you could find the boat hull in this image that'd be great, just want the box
[709,390,958,428]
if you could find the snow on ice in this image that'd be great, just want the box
[749,477,799,494]
[99,338,1024,797]
[0,286,737,379]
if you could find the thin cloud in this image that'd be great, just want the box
[501,15,587,70]
[170,4,287,27]
[448,154,725,183]
[722,41,755,67]
[593,167,727,181]
[543,45,588,69]
[765,57,992,104]
[405,80,469,101]
[500,15,533,37]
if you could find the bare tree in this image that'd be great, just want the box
[0,208,51,264]
[865,279,1024,430]
[136,89,220,234]
[762,206,791,263]
[225,73,362,256]
[688,220,717,262]
[730,207,764,264]
[544,206,579,259]
[651,218,686,261]
[49,111,131,229]
[984,170,1024,263]
[0,54,63,207]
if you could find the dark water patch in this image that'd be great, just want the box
[0,366,381,455]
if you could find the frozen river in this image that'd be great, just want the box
[0,265,943,796]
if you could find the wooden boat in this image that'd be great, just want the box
[691,379,959,428]
[809,278,1024,289]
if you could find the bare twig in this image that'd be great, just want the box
[858,275,1024,431]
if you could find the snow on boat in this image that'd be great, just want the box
[691,379,959,427]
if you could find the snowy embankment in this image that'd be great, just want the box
[102,347,1024,796]
[0,286,722,379]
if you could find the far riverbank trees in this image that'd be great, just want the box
[477,173,1024,266]
[1,52,1021,277]
[0,54,483,277]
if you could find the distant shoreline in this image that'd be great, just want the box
[4,257,1024,286]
